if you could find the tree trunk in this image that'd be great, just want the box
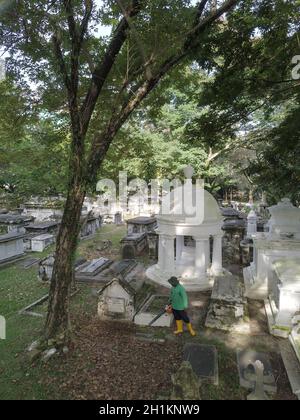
[44,183,86,343]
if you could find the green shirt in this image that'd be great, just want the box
[170,284,188,311]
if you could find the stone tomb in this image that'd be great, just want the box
[121,233,148,259]
[24,221,60,250]
[265,258,300,338]
[0,214,34,234]
[0,231,26,264]
[75,258,113,283]
[147,168,225,292]
[183,343,219,386]
[80,215,101,239]
[98,278,136,321]
[237,349,277,394]
[127,217,157,235]
[205,276,250,334]
[244,198,300,300]
[134,295,173,327]
[31,234,55,252]
[39,255,87,282]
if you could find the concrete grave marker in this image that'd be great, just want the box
[247,360,270,400]
[237,349,277,394]
[183,343,219,386]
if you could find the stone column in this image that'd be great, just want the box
[176,235,184,264]
[194,237,209,277]
[158,234,166,270]
[164,234,175,273]
[212,234,223,275]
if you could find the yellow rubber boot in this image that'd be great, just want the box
[174,320,183,335]
[187,323,196,337]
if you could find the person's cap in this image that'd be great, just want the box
[168,276,179,287]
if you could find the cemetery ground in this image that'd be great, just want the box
[0,225,297,400]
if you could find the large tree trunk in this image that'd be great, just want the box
[44,182,86,344]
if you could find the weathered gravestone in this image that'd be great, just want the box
[205,276,250,334]
[183,343,219,386]
[247,360,270,401]
[171,361,201,400]
[237,349,277,394]
[98,278,136,321]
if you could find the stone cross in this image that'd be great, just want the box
[247,360,270,400]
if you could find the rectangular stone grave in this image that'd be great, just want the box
[75,257,113,283]
[183,343,219,386]
[205,275,250,334]
[237,349,277,394]
[0,231,25,264]
[31,234,55,252]
[211,276,245,305]
[134,295,172,327]
[112,259,138,278]
[279,340,300,400]
[79,258,112,276]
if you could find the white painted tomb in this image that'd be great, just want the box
[0,231,25,264]
[244,198,300,300]
[98,278,135,321]
[146,167,225,291]
[265,259,300,337]
[31,234,55,253]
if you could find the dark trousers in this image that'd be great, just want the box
[172,309,190,324]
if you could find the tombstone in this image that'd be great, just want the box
[171,361,201,400]
[247,361,270,400]
[183,343,219,386]
[0,231,25,264]
[31,234,55,252]
[114,212,122,225]
[38,255,55,282]
[121,233,148,259]
[237,349,277,394]
[98,278,136,321]
[80,215,100,238]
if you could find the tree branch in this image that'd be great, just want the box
[80,0,142,138]
[85,0,240,180]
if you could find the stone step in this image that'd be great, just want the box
[279,340,300,400]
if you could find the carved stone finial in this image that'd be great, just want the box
[184,165,194,179]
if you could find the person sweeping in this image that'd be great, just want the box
[167,277,196,336]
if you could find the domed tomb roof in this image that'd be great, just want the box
[159,182,222,226]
